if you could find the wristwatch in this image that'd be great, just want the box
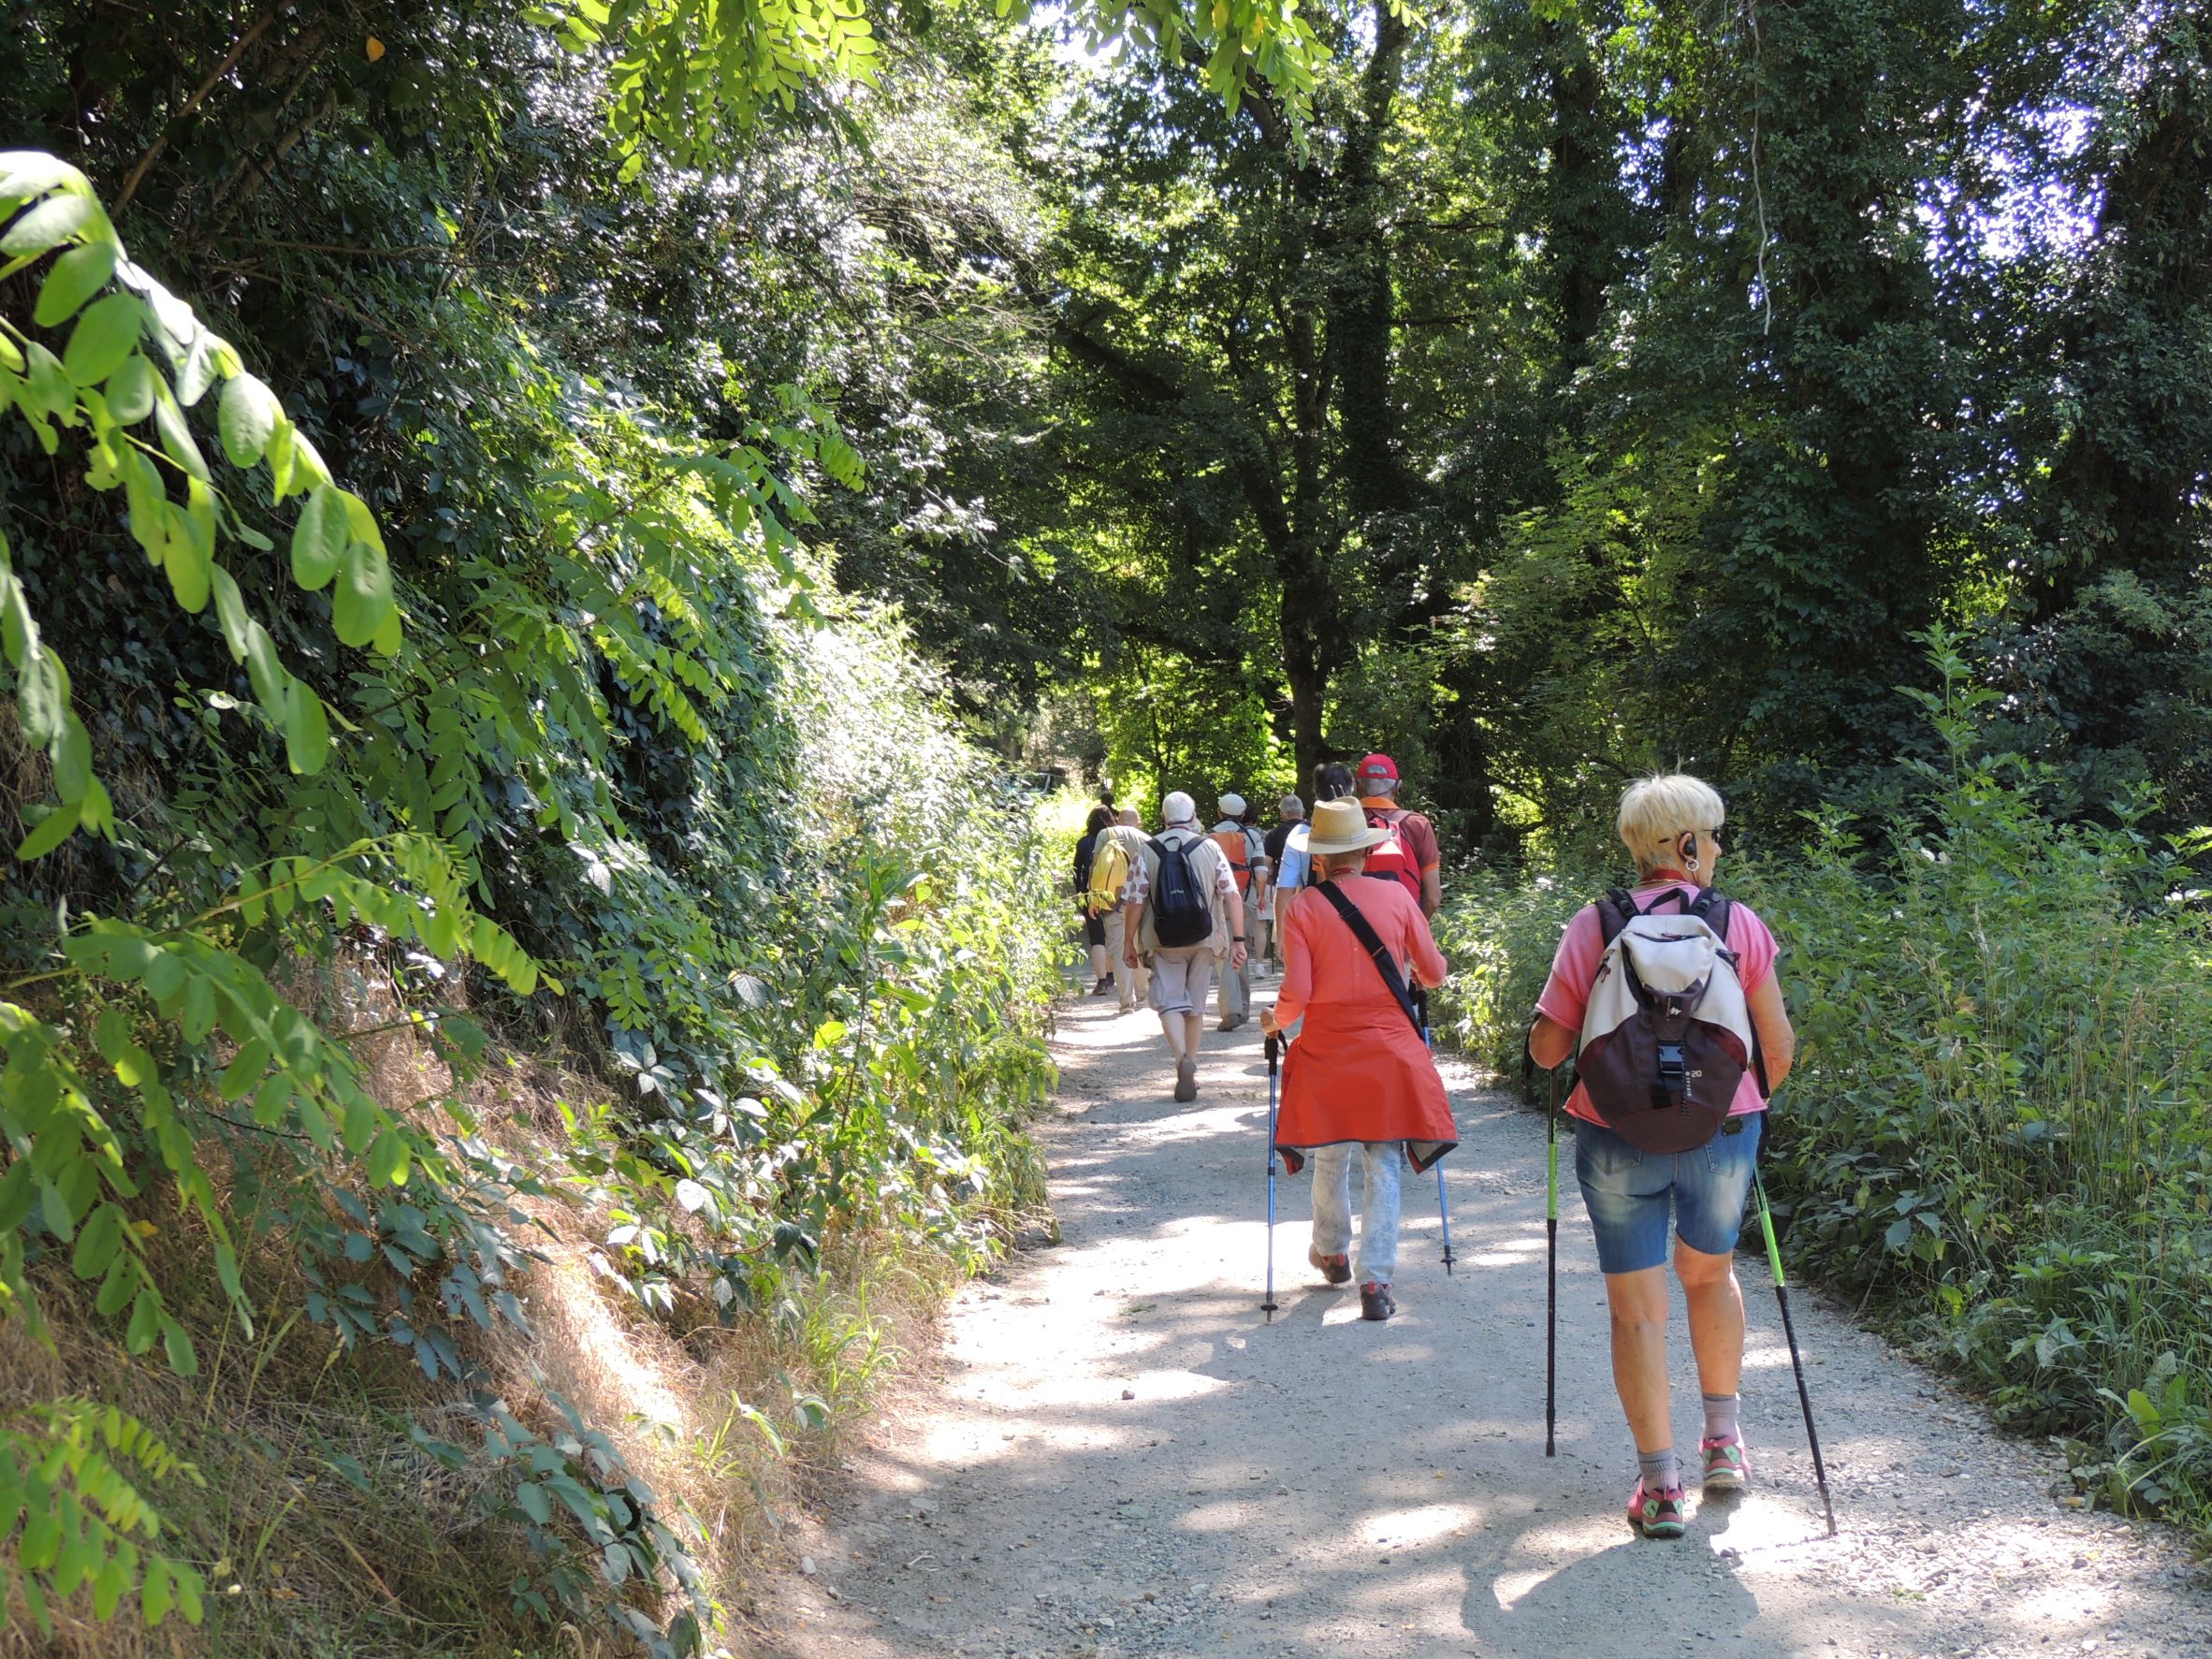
[1232,936,1246,943]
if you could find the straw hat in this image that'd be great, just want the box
[1303,798,1390,856]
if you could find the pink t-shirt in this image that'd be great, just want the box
[1535,881,1776,1123]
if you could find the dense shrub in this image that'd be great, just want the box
[1436,633,2212,1542]
[0,153,1061,1652]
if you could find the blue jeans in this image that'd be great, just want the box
[1574,1114,1764,1274]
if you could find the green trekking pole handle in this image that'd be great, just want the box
[1545,1063,1558,1458]
[1754,1164,1838,1536]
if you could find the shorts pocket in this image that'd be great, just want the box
[1574,1118,1643,1184]
[1700,1113,1763,1179]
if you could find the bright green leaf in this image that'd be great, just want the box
[104,352,156,424]
[217,373,278,467]
[0,189,95,256]
[33,239,116,327]
[16,648,66,745]
[14,796,80,861]
[51,713,92,801]
[284,679,330,776]
[331,531,395,649]
[62,292,143,386]
[290,485,346,590]
[210,567,250,662]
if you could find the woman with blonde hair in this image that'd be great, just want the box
[1528,774,1796,1538]
[1260,798,1454,1323]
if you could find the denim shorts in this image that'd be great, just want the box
[1573,1113,1764,1274]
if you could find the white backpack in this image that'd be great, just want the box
[1577,887,1761,1153]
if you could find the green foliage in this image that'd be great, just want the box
[0,128,1061,1650]
[0,1400,206,1634]
[539,0,1325,172]
[1440,631,2212,1543]
[414,1392,706,1657]
[1429,868,1583,1085]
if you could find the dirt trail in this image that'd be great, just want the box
[764,984,2210,1659]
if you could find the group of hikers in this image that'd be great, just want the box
[1071,765,1802,1542]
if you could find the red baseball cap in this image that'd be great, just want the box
[1357,753,1399,783]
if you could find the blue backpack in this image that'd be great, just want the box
[1147,833,1212,948]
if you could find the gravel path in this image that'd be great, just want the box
[762,985,2211,1659]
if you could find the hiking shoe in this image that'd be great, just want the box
[1627,1480,1687,1539]
[1172,1055,1198,1102]
[1307,1244,1351,1286]
[1700,1435,1748,1492]
[1092,976,1112,996]
[1359,1281,1395,1321]
[1218,1011,1247,1032]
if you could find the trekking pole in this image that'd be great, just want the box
[1418,991,1455,1274]
[1754,1165,1838,1536]
[1545,1063,1558,1458]
[1262,1033,1281,1321]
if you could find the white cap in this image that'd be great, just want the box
[1218,793,1246,817]
[1161,790,1197,825]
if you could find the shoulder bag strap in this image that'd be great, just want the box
[1313,880,1423,1039]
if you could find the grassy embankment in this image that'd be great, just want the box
[2,618,1074,1659]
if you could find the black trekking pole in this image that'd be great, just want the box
[1417,990,1455,1275]
[1545,1063,1558,1458]
[1262,1033,1282,1321]
[1754,1165,1838,1535]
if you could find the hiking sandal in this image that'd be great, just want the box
[1307,1244,1351,1286]
[1700,1435,1748,1492]
[1627,1480,1686,1539]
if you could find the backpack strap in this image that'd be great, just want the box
[1687,886,1731,936]
[1684,887,1773,1099]
[1312,881,1423,1040]
[1597,887,1640,946]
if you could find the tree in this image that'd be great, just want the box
[1040,1,1514,796]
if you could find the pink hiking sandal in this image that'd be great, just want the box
[1627,1479,1686,1539]
[1700,1435,1748,1492]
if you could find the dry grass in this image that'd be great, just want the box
[0,985,972,1658]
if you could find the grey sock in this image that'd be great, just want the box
[1702,1392,1740,1444]
[1637,1447,1681,1494]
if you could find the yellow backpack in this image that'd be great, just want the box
[1085,832,1129,914]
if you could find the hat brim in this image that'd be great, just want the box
[1304,823,1393,857]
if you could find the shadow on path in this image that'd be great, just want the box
[762,979,2209,1659]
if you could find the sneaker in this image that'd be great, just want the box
[1172,1055,1198,1102]
[1700,1435,1748,1492]
[1359,1281,1395,1321]
[1626,1480,1686,1539]
[1307,1244,1351,1286]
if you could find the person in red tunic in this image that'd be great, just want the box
[1259,799,1454,1321]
